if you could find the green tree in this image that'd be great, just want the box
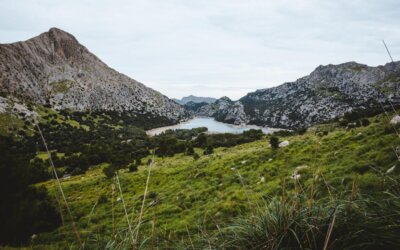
[361,118,370,126]
[128,162,138,172]
[204,144,214,155]
[195,133,208,148]
[186,142,195,155]
[103,165,115,178]
[269,136,279,149]
[193,153,200,160]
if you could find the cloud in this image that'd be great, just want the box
[0,0,399,99]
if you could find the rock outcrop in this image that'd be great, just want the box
[197,96,248,125]
[0,28,188,123]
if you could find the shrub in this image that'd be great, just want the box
[204,145,214,155]
[339,118,349,127]
[269,136,279,149]
[195,133,208,148]
[103,165,115,179]
[272,130,294,137]
[193,153,200,160]
[186,143,195,155]
[361,118,370,126]
[128,162,138,172]
[98,194,108,204]
[70,167,84,176]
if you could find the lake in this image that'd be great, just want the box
[146,117,280,136]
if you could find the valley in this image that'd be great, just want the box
[0,27,400,249]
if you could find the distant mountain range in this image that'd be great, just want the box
[173,95,216,105]
[0,28,189,125]
[196,61,400,129]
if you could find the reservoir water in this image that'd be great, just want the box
[146,117,279,136]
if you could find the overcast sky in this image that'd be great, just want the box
[1,0,399,100]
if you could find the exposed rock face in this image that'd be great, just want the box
[0,28,188,123]
[0,96,37,117]
[197,96,248,125]
[183,101,209,112]
[197,61,400,129]
[173,95,216,105]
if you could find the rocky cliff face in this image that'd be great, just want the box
[197,96,248,125]
[0,28,188,123]
[197,61,400,129]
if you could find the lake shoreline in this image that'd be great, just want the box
[146,117,281,136]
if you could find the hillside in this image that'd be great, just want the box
[197,61,400,129]
[19,111,400,249]
[0,28,188,125]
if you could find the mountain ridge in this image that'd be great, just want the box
[196,61,400,129]
[173,95,217,105]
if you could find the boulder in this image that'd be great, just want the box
[390,115,400,125]
[279,140,290,147]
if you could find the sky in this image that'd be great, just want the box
[1,0,399,100]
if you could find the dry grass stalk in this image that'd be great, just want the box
[115,171,135,246]
[35,122,83,246]
[134,151,155,246]
[323,208,337,250]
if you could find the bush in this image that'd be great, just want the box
[339,118,349,127]
[70,167,84,176]
[195,133,208,148]
[128,162,138,172]
[272,130,294,137]
[98,194,108,204]
[269,136,279,149]
[103,165,115,179]
[204,145,214,155]
[186,143,195,155]
[193,153,200,160]
[361,118,370,126]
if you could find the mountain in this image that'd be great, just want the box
[182,101,209,112]
[173,95,217,105]
[0,28,188,124]
[197,61,400,129]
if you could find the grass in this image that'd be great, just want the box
[24,112,400,249]
[49,80,74,94]
[216,190,400,249]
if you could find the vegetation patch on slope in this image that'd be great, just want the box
[20,112,400,249]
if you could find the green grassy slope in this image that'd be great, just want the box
[30,113,400,249]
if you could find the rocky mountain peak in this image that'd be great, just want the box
[46,27,78,42]
[219,96,232,102]
[0,28,189,124]
[309,62,369,81]
[28,27,94,63]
